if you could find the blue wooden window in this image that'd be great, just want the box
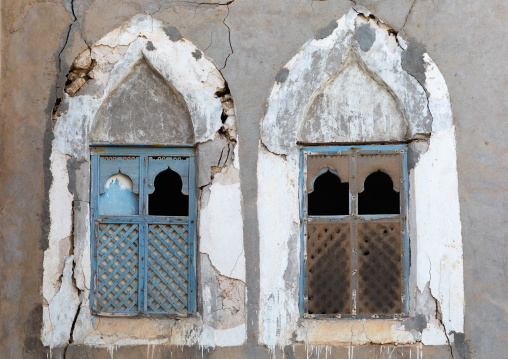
[90,146,196,316]
[299,145,409,319]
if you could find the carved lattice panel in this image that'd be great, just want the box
[357,220,402,315]
[147,224,189,313]
[96,223,139,312]
[307,221,351,314]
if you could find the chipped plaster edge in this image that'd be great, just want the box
[260,9,430,155]
[257,9,464,350]
[42,14,246,349]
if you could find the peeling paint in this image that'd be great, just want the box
[261,10,431,155]
[43,14,245,349]
[258,8,464,351]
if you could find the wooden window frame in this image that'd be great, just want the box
[90,146,197,317]
[299,145,410,319]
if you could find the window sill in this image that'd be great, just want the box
[298,318,418,345]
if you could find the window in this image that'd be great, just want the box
[299,145,409,318]
[90,147,196,316]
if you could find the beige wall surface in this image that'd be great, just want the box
[1,0,506,358]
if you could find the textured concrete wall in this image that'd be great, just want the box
[1,1,507,358]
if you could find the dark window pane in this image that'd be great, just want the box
[308,170,349,216]
[149,168,188,216]
[358,171,400,215]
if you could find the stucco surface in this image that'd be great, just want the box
[1,1,507,358]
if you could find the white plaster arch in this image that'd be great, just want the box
[43,14,245,349]
[261,11,432,155]
[258,9,464,350]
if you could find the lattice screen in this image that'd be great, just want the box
[147,224,189,313]
[91,147,195,316]
[307,221,351,314]
[96,223,139,312]
[357,220,402,315]
[302,146,408,318]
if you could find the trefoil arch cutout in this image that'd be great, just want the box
[43,14,246,349]
[258,8,464,350]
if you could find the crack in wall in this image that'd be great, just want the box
[52,0,78,122]
[62,304,81,359]
[219,1,234,70]
[433,295,461,359]
[155,1,235,70]
[401,0,417,32]
[229,247,244,278]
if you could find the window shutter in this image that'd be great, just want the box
[301,146,409,318]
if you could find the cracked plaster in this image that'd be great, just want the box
[258,9,464,351]
[262,11,431,155]
[42,14,245,350]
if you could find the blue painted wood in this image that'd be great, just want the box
[187,157,197,314]
[146,223,190,313]
[96,223,140,313]
[90,156,99,313]
[140,157,148,312]
[97,216,188,224]
[147,156,190,195]
[402,149,410,316]
[90,146,196,316]
[359,214,399,220]
[99,175,139,215]
[99,156,140,194]
[299,150,305,316]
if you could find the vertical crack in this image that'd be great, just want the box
[52,0,79,121]
[63,304,81,359]
[220,1,234,70]
[229,247,244,278]
[432,293,460,359]
[400,0,417,32]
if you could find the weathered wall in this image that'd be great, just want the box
[257,10,463,352]
[1,1,507,359]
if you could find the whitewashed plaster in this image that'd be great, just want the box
[262,10,431,155]
[257,9,464,350]
[42,14,245,349]
[199,164,245,282]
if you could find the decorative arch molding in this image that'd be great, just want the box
[43,14,245,349]
[257,9,464,350]
[261,10,432,154]
[53,14,234,157]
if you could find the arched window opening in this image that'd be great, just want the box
[99,173,139,216]
[308,170,349,216]
[358,170,399,215]
[149,167,189,216]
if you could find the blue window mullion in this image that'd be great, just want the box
[141,155,149,313]
[90,155,100,313]
[187,156,196,314]
[401,149,410,316]
[91,147,196,316]
[299,149,306,316]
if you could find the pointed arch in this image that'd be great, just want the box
[257,8,464,348]
[91,58,194,144]
[261,10,431,154]
[53,14,234,157]
[46,14,245,348]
